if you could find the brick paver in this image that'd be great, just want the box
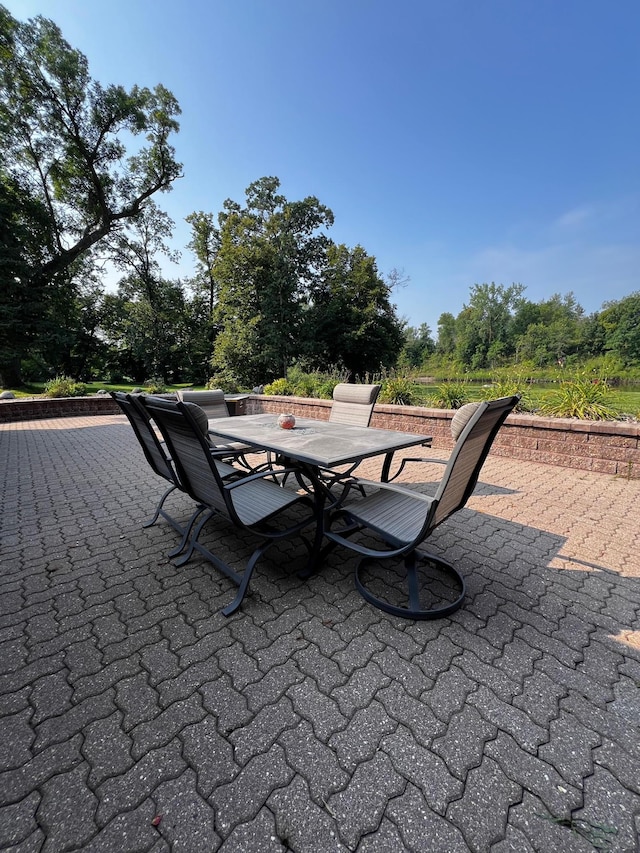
[1,413,639,851]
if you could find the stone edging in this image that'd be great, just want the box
[2,393,638,478]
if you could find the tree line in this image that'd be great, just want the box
[1,7,638,391]
[399,284,640,376]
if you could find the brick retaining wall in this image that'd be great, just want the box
[248,394,640,479]
[2,393,638,478]
[0,395,120,421]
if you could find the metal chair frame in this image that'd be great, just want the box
[323,396,520,620]
[110,391,186,535]
[144,397,318,616]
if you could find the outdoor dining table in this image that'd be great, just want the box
[207,412,432,482]
[207,413,433,569]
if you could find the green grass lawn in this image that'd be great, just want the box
[11,381,203,398]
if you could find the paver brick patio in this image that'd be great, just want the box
[1,413,639,851]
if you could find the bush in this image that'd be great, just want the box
[264,367,347,399]
[314,378,339,400]
[539,374,619,420]
[287,365,318,398]
[480,371,534,413]
[379,374,419,405]
[43,375,87,398]
[206,372,239,393]
[143,378,167,394]
[263,378,292,396]
[430,380,470,409]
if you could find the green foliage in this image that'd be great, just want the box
[206,372,239,393]
[452,282,526,369]
[430,380,470,409]
[595,292,640,366]
[480,370,535,412]
[379,373,419,405]
[43,375,87,398]
[0,6,181,385]
[143,378,167,394]
[396,323,435,369]
[210,177,335,386]
[263,367,356,400]
[303,243,404,379]
[539,374,619,420]
[263,378,293,396]
[285,364,318,398]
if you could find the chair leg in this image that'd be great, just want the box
[171,515,270,616]
[167,504,207,558]
[143,484,177,528]
[173,508,215,566]
[220,540,272,616]
[354,550,465,620]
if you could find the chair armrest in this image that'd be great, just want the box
[344,477,436,505]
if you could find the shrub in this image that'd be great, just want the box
[430,380,470,409]
[143,378,167,394]
[539,374,619,420]
[315,378,339,400]
[481,371,534,413]
[206,372,239,393]
[263,378,292,396]
[288,367,318,398]
[43,375,87,398]
[379,374,419,405]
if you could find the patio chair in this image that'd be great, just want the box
[112,392,243,554]
[324,395,519,620]
[110,391,185,534]
[301,382,381,492]
[382,400,482,482]
[329,383,381,426]
[177,389,268,473]
[144,396,318,616]
[326,382,434,486]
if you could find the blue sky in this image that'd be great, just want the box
[6,0,640,333]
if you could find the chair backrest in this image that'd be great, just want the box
[177,389,229,420]
[431,395,519,530]
[329,383,381,427]
[110,391,176,484]
[143,396,234,521]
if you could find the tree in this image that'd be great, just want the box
[454,283,526,368]
[398,323,435,369]
[0,171,52,384]
[303,243,405,377]
[596,292,640,365]
[436,312,457,356]
[102,203,192,382]
[515,293,585,366]
[209,177,334,385]
[186,211,220,315]
[0,6,181,385]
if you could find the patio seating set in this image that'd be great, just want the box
[112,385,519,620]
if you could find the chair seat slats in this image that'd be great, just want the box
[343,488,434,547]
[229,478,301,526]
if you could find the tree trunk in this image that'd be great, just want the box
[0,356,23,388]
